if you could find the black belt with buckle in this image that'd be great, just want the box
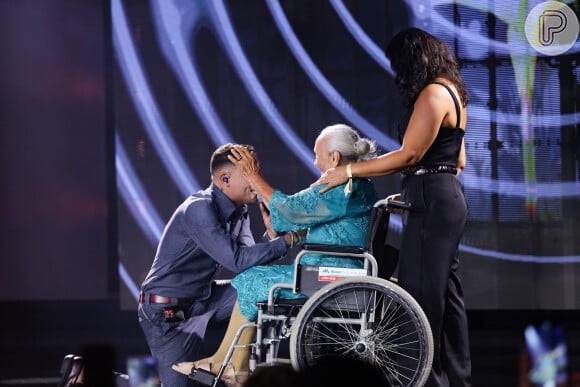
[139,292,193,305]
[402,165,457,176]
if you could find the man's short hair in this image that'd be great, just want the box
[210,143,255,175]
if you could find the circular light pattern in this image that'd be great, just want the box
[114,0,580,302]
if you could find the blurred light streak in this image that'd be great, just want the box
[330,0,394,75]
[112,0,201,196]
[208,0,319,175]
[115,133,164,245]
[266,0,400,152]
[460,173,580,197]
[467,104,579,128]
[116,133,166,300]
[461,244,580,263]
[150,0,234,147]
[119,261,140,301]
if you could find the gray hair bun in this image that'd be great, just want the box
[354,137,377,161]
[318,123,377,162]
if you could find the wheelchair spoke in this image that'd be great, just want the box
[290,277,432,386]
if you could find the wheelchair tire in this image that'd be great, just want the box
[290,276,433,387]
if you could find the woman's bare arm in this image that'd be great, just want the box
[312,84,449,193]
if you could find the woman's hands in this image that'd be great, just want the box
[260,202,278,240]
[229,144,276,207]
[229,145,260,179]
[311,165,349,193]
[386,193,403,214]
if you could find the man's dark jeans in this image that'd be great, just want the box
[138,284,237,387]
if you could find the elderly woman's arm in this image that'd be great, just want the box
[230,146,307,245]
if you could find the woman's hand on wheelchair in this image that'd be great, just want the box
[386,193,403,214]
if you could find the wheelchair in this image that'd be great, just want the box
[191,199,434,387]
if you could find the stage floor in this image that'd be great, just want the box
[1,300,579,386]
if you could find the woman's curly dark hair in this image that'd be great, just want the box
[385,28,468,107]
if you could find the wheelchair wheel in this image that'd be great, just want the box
[290,276,433,387]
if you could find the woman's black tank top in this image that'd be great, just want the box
[397,82,465,168]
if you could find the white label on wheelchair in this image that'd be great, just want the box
[318,267,367,282]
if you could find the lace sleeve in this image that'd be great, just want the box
[269,184,350,232]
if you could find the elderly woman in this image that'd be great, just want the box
[173,124,378,386]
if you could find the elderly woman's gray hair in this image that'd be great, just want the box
[318,124,377,162]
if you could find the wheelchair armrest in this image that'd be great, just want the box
[293,244,377,295]
[301,243,365,255]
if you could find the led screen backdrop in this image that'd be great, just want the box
[0,0,113,300]
[114,0,580,310]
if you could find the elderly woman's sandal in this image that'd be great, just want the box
[220,363,249,387]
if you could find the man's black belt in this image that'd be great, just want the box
[139,292,193,305]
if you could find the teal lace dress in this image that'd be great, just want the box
[231,178,378,321]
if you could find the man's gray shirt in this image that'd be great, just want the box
[141,184,287,300]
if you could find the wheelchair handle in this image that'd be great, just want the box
[374,198,412,211]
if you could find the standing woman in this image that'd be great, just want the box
[313,28,471,386]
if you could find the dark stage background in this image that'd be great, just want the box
[0,0,579,385]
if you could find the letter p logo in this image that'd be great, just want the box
[525,1,579,56]
[539,10,567,46]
